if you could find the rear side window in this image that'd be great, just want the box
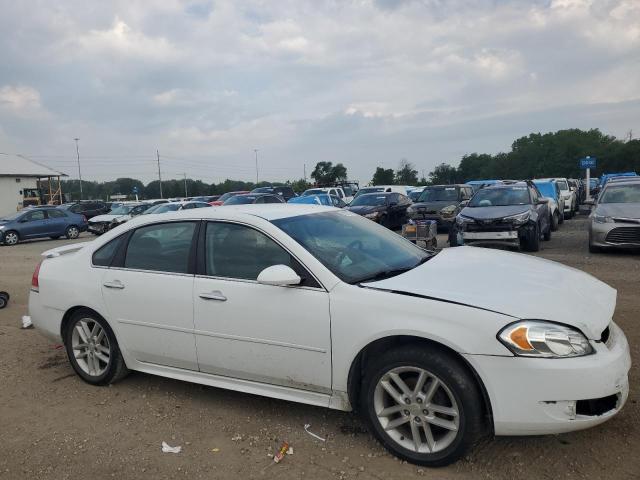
[92,235,125,267]
[124,222,196,274]
[48,209,66,218]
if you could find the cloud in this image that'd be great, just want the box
[0,0,638,184]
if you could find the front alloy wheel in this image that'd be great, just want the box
[361,347,484,466]
[374,367,460,454]
[2,231,19,246]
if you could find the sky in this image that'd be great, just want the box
[0,0,639,185]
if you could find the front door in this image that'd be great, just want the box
[100,221,199,370]
[193,221,332,392]
[20,209,49,238]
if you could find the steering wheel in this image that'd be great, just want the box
[336,239,364,265]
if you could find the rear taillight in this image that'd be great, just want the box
[31,260,42,292]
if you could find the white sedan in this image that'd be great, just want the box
[29,205,630,466]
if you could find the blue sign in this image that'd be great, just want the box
[579,156,596,169]
[132,186,139,194]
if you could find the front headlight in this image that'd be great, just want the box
[503,211,530,225]
[498,320,593,358]
[407,205,416,213]
[592,214,613,224]
[364,212,380,219]
[440,205,457,217]
[0,225,5,230]
[456,214,473,226]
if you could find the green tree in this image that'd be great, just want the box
[371,167,395,185]
[428,163,459,185]
[395,159,418,185]
[310,161,348,184]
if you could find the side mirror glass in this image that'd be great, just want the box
[537,198,549,204]
[257,265,301,286]
[584,199,595,206]
[459,200,469,208]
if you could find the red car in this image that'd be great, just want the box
[209,191,250,206]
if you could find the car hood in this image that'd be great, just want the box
[346,205,385,215]
[596,203,640,219]
[89,214,130,223]
[460,205,530,220]
[363,246,615,339]
[411,200,456,211]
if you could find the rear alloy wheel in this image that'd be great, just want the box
[361,347,484,466]
[65,225,80,239]
[2,230,19,246]
[64,309,129,385]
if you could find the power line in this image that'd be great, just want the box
[156,150,163,199]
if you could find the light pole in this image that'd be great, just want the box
[74,138,83,200]
[254,149,259,185]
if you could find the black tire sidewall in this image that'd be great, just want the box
[360,347,484,467]
[64,310,122,386]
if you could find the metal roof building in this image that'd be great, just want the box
[0,153,67,216]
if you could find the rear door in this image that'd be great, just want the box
[100,221,199,370]
[46,209,69,236]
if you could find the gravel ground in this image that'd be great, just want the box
[0,215,638,480]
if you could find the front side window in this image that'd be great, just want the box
[25,210,45,221]
[205,222,295,281]
[124,222,196,273]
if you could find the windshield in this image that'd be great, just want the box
[224,195,257,205]
[152,203,182,213]
[355,187,384,198]
[600,184,640,204]
[418,187,459,202]
[142,205,162,214]
[469,187,530,207]
[273,211,431,284]
[252,187,273,193]
[303,189,325,196]
[533,183,556,200]
[109,205,134,215]
[350,194,388,207]
[557,180,569,191]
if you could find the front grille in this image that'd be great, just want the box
[605,227,640,244]
[466,221,516,233]
[576,394,618,416]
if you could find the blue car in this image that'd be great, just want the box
[0,207,88,246]
[288,193,346,207]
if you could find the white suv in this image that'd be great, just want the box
[538,178,576,219]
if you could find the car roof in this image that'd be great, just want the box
[484,181,528,189]
[424,184,467,188]
[356,192,393,197]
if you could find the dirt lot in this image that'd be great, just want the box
[0,215,638,480]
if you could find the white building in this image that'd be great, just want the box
[0,153,67,217]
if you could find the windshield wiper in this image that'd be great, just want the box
[354,255,433,284]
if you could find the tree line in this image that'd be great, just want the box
[60,128,639,200]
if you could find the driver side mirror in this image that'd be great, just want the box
[537,198,549,204]
[257,265,301,286]
[459,200,469,208]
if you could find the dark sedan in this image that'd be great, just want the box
[59,201,110,219]
[406,184,474,231]
[0,207,88,246]
[222,193,285,205]
[452,182,551,251]
[345,192,411,229]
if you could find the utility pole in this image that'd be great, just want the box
[254,149,259,185]
[74,138,83,200]
[304,163,307,183]
[183,173,188,197]
[156,149,163,199]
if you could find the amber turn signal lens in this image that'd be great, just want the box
[509,326,533,351]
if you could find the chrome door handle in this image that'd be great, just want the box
[103,280,125,289]
[199,291,227,301]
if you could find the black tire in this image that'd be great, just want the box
[360,346,485,467]
[0,296,6,309]
[551,212,559,231]
[448,226,460,247]
[65,225,80,239]
[589,243,602,254]
[63,309,129,386]
[379,215,389,229]
[2,230,19,246]
[521,222,540,252]
[543,220,551,241]
[558,210,564,224]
